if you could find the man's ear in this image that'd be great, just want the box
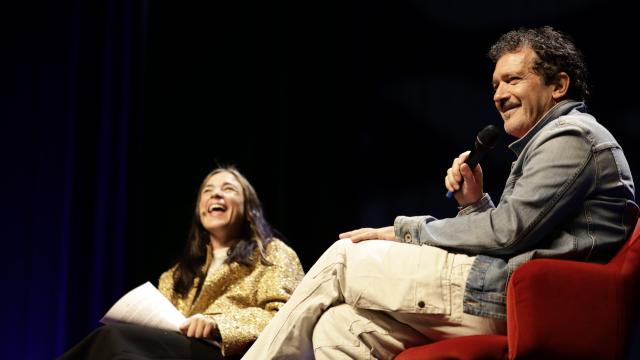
[552,72,570,100]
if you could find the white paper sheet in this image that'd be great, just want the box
[100,281,186,332]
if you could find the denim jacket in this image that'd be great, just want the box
[394,100,638,319]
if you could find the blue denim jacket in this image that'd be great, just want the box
[394,100,639,319]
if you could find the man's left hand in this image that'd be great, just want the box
[339,226,396,243]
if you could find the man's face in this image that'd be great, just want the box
[492,47,557,138]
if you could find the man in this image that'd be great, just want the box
[242,26,638,359]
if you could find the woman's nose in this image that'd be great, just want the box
[210,188,224,198]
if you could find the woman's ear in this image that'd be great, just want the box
[552,72,570,100]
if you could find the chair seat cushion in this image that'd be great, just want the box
[394,334,508,360]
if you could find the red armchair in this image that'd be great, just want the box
[396,217,640,360]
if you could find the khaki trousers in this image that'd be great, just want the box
[242,239,505,360]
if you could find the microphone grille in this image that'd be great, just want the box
[477,125,502,149]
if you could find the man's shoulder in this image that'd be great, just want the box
[549,109,595,129]
[540,111,616,146]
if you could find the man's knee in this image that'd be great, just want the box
[308,239,350,278]
[328,238,352,254]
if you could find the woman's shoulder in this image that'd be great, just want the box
[158,265,178,295]
[264,238,301,262]
[158,263,179,282]
[265,237,296,253]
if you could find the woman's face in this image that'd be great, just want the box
[198,171,245,239]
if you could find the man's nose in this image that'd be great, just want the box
[493,83,509,106]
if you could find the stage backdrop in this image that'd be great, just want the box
[1,0,638,359]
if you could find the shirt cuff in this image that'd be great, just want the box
[457,193,494,216]
[394,215,431,245]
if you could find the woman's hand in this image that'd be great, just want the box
[179,313,218,339]
[339,226,396,243]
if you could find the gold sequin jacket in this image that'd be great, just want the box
[158,239,304,356]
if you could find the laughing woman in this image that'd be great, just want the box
[59,167,304,359]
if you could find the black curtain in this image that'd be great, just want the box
[1,1,146,358]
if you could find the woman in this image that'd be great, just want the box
[59,167,304,359]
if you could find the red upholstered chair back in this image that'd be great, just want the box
[506,217,640,359]
[609,217,640,277]
[610,218,640,355]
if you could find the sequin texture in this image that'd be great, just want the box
[158,239,304,356]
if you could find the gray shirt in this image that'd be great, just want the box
[394,100,639,319]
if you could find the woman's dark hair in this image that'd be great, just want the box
[172,166,274,297]
[488,26,590,101]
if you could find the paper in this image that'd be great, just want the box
[100,281,186,332]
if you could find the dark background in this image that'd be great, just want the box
[2,0,639,358]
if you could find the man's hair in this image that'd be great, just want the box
[488,26,590,101]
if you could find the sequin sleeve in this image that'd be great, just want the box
[207,240,304,356]
[157,265,196,315]
[157,267,175,300]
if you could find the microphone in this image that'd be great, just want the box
[446,124,502,199]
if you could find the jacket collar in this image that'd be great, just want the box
[508,100,587,156]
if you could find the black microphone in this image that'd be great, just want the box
[446,124,502,199]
